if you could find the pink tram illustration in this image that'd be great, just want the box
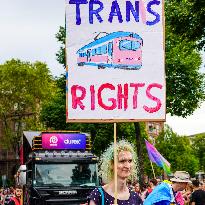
[76,31,143,70]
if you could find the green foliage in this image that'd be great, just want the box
[155,125,199,176]
[55,26,66,68]
[166,25,205,117]
[40,75,67,130]
[0,59,55,148]
[165,0,205,50]
[192,135,205,170]
[40,74,83,131]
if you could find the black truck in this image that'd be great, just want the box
[21,131,99,205]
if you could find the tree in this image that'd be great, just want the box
[166,0,205,50]
[0,59,55,149]
[40,74,68,130]
[166,25,205,117]
[165,1,205,117]
[56,26,66,68]
[155,125,199,176]
[192,134,205,171]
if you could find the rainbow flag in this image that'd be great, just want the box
[145,139,171,175]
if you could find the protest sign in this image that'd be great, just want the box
[66,0,165,122]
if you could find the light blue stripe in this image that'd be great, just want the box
[77,31,142,53]
[81,62,142,69]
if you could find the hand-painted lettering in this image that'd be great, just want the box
[108,1,123,23]
[130,83,145,109]
[69,0,88,25]
[117,84,128,110]
[126,1,139,22]
[90,85,95,110]
[98,83,117,110]
[146,0,160,26]
[89,0,104,24]
[143,83,162,113]
[71,85,86,110]
[69,0,161,26]
[70,83,163,113]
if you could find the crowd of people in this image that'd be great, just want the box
[0,187,14,205]
[88,140,205,205]
[1,139,205,205]
[0,186,22,205]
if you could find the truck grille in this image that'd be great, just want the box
[46,199,86,205]
[47,203,81,205]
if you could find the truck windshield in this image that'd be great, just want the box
[34,163,98,187]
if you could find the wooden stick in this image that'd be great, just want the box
[150,160,156,179]
[114,123,118,205]
[21,195,23,205]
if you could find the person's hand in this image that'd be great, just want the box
[183,191,191,203]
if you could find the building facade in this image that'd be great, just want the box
[0,120,18,186]
[146,121,164,143]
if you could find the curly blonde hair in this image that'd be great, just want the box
[99,140,138,184]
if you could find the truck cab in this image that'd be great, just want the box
[22,131,99,205]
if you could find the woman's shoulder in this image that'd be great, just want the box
[90,186,142,205]
[89,187,103,204]
[89,186,116,205]
[130,189,143,204]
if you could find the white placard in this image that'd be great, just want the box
[66,0,165,122]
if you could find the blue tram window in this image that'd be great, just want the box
[120,40,132,50]
[92,49,96,56]
[132,41,141,50]
[108,42,113,56]
[96,47,101,55]
[119,40,140,51]
[80,53,87,57]
[101,45,107,54]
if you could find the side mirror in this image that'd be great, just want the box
[27,178,32,186]
[18,165,27,172]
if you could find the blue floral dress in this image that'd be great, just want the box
[89,187,143,205]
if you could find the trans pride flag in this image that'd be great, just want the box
[145,139,171,175]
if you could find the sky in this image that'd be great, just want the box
[0,0,205,136]
[0,0,65,77]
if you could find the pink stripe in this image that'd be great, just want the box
[139,0,146,24]
[91,55,108,62]
[77,57,87,63]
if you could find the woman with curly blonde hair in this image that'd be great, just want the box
[89,140,142,205]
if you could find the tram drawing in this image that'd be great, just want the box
[76,31,143,70]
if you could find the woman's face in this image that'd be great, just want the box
[117,151,133,179]
[135,183,140,192]
[202,183,205,191]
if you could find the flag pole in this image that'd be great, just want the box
[149,136,156,179]
[150,160,156,179]
[114,123,118,205]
